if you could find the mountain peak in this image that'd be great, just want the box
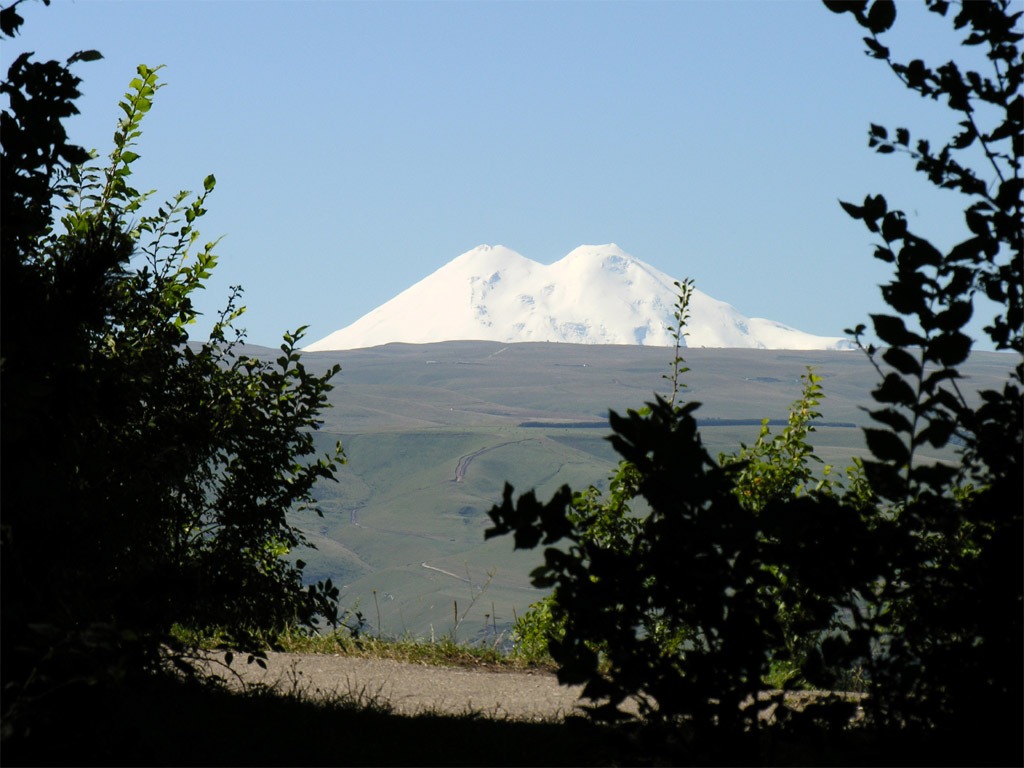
[303,245,854,352]
[563,243,627,258]
[451,243,524,265]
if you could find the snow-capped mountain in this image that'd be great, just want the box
[304,244,855,352]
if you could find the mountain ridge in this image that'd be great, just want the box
[304,244,855,352]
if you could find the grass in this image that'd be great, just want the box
[170,620,557,671]
[272,626,557,672]
[284,344,1016,643]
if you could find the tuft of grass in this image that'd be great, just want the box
[170,619,558,673]
[273,626,557,672]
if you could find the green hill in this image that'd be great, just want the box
[268,341,1013,642]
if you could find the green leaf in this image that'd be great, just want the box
[204,174,216,192]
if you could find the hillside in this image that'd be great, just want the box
[269,342,1014,642]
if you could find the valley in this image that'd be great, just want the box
[262,341,1014,644]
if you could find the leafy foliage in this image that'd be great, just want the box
[492,353,875,743]
[824,0,1023,739]
[509,305,872,693]
[720,370,874,690]
[663,277,694,408]
[490,287,876,765]
[511,594,563,662]
[488,1,1022,762]
[1,9,346,744]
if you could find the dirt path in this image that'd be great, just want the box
[420,561,472,583]
[201,652,589,721]
[197,652,863,725]
[453,440,531,482]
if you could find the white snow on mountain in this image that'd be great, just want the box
[303,244,855,352]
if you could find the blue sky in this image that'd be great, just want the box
[4,0,999,349]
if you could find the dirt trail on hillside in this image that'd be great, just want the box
[453,440,531,482]
[201,652,590,721]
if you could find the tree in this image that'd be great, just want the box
[1,6,346,744]
[823,0,1022,744]
[487,1,1022,762]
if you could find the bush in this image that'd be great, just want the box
[1,12,347,746]
[487,1,1022,762]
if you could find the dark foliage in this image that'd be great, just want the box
[826,0,1023,744]
[488,1,1022,763]
[1,2,346,749]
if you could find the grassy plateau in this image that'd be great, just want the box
[257,341,1015,646]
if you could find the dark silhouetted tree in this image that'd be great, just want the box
[824,0,1022,746]
[1,5,346,746]
[488,1,1021,763]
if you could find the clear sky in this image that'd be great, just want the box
[4,0,1001,349]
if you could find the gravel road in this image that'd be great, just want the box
[201,652,590,721]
